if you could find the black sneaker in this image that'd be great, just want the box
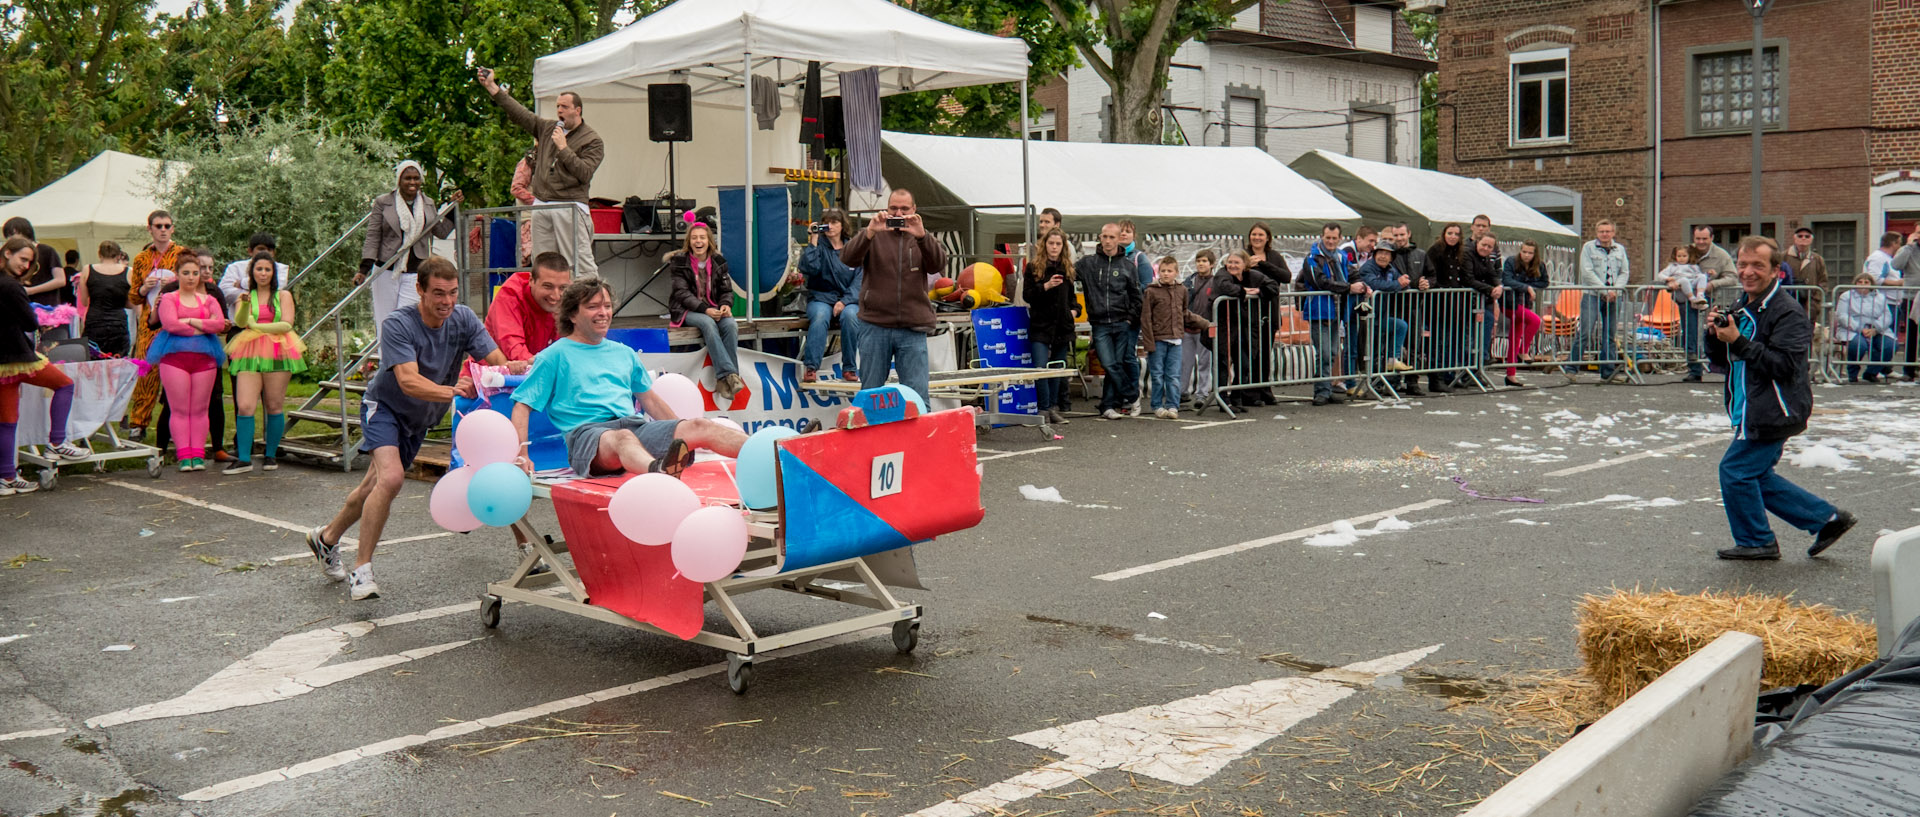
[1326,392,1345,404]
[1808,510,1857,557]
[222,460,254,475]
[1311,394,1330,406]
[1716,543,1781,561]
[1682,373,1704,383]
[261,456,278,472]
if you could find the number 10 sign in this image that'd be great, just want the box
[870,452,904,499]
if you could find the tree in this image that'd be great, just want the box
[0,0,289,195]
[1403,7,1438,169]
[1038,0,1257,145]
[151,113,401,336]
[878,0,1080,138]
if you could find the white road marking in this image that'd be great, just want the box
[1093,499,1452,581]
[102,479,454,550]
[905,644,1443,817]
[0,634,28,645]
[1544,436,1724,477]
[1179,418,1256,431]
[179,628,885,802]
[0,727,67,743]
[975,446,1063,462]
[265,532,459,563]
[87,591,563,729]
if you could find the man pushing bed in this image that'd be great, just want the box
[511,277,746,478]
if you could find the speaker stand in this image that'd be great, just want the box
[666,141,680,240]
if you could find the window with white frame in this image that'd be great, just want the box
[1028,109,1058,142]
[1510,49,1568,144]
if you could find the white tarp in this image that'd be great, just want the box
[15,359,140,445]
[880,132,1361,236]
[0,151,180,264]
[1289,149,1579,247]
[533,0,1029,103]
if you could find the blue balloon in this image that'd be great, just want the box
[885,383,929,414]
[736,426,801,510]
[467,461,533,527]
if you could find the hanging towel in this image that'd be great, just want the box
[751,74,780,130]
[799,61,825,162]
[840,67,882,194]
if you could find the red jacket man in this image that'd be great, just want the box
[486,252,574,360]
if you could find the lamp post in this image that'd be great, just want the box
[1747,0,1774,238]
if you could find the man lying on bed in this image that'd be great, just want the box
[511,277,746,477]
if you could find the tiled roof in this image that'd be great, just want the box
[1259,0,1433,64]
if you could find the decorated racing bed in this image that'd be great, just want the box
[478,388,983,693]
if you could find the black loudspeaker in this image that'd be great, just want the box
[820,96,846,151]
[648,83,692,142]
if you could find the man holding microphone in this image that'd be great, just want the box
[1705,236,1856,561]
[477,67,604,277]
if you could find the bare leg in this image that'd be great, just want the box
[261,371,291,415]
[322,446,405,568]
[234,371,262,419]
[673,418,748,457]
[591,429,655,474]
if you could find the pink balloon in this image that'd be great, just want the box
[608,473,700,546]
[455,408,518,467]
[713,417,743,433]
[430,466,483,532]
[650,373,705,419]
[670,507,750,583]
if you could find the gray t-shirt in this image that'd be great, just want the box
[366,304,497,425]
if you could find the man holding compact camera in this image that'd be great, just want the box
[842,188,947,402]
[1705,235,1856,561]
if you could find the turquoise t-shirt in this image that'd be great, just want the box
[510,337,654,434]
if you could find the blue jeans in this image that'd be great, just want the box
[1719,438,1837,549]
[1845,333,1895,380]
[1091,322,1140,411]
[1030,339,1069,410]
[681,312,739,378]
[1362,315,1410,370]
[858,324,931,403]
[1676,297,1704,378]
[1310,320,1343,398]
[1146,341,1182,410]
[1568,294,1619,378]
[803,300,861,374]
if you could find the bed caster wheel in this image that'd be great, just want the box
[36,468,57,491]
[726,655,753,695]
[147,457,162,479]
[892,619,920,654]
[479,594,502,629]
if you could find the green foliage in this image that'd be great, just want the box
[0,0,288,195]
[1039,0,1255,144]
[878,0,1080,138]
[150,112,399,335]
[1403,8,1439,169]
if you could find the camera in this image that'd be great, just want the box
[808,223,829,235]
[1709,308,1732,329]
[885,215,907,229]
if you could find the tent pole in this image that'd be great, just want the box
[1020,77,1033,247]
[743,46,757,325]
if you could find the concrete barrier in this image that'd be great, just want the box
[1873,525,1920,658]
[1461,631,1763,817]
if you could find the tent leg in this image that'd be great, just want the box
[1020,77,1033,248]
[743,46,757,325]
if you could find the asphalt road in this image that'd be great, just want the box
[3,375,1915,817]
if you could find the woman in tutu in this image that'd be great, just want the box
[223,252,306,474]
[1,238,89,495]
[146,255,226,471]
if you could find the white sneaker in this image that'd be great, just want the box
[348,563,380,601]
[1127,400,1142,416]
[48,441,90,461]
[0,476,36,496]
[1101,408,1123,420]
[307,526,347,582]
[1158,408,1178,419]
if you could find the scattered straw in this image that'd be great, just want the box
[1576,588,1876,706]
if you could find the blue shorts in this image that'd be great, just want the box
[564,416,681,476]
[359,399,433,469]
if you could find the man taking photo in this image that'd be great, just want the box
[1705,236,1856,561]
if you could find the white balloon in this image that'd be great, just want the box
[651,372,706,419]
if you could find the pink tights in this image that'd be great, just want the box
[1506,306,1542,378]
[160,354,217,459]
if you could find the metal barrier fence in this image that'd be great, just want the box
[1826,284,1918,383]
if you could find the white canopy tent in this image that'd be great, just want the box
[0,151,180,263]
[882,132,1361,239]
[1289,149,1580,249]
[531,0,1033,318]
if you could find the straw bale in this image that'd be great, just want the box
[1576,588,1876,707]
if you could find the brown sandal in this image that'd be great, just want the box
[648,438,694,478]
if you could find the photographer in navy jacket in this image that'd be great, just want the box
[1704,235,1856,561]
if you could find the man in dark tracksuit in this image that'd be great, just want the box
[1706,236,1856,561]
[1077,223,1143,419]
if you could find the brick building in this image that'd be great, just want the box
[1435,0,1920,280]
[1031,0,1435,167]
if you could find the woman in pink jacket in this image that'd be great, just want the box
[145,255,227,471]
